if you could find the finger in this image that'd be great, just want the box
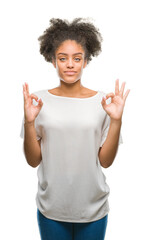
[115,79,119,95]
[38,98,43,107]
[106,92,115,99]
[101,96,107,108]
[119,81,126,97]
[101,96,105,104]
[23,83,28,98]
[25,82,29,98]
[123,89,130,102]
[23,83,28,103]
[30,94,39,101]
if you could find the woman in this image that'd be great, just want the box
[20,18,130,240]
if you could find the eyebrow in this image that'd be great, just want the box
[57,53,83,56]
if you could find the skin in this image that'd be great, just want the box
[101,79,130,121]
[22,40,130,168]
[51,39,97,97]
[99,79,130,167]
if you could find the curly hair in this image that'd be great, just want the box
[38,17,103,65]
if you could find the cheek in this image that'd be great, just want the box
[56,63,62,73]
[78,64,84,72]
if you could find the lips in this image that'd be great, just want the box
[64,71,76,75]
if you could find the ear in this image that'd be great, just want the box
[52,57,56,68]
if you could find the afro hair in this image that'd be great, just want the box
[38,17,103,65]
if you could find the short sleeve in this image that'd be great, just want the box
[20,99,42,140]
[100,113,123,147]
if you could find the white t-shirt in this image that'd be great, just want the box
[20,89,123,223]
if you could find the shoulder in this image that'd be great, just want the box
[97,90,106,96]
[83,87,97,94]
[81,87,101,97]
[32,89,47,97]
[86,88,106,97]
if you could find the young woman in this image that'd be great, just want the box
[20,18,130,240]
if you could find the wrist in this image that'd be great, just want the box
[110,118,122,125]
[24,119,35,125]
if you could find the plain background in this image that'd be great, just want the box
[0,0,150,239]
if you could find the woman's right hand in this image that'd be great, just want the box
[23,82,43,123]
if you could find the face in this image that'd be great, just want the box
[52,40,87,84]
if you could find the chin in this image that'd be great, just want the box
[60,77,80,84]
[63,81,78,84]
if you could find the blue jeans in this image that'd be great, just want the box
[37,208,108,240]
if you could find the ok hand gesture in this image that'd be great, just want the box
[101,79,130,121]
[23,82,43,123]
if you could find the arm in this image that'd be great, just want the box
[99,79,130,168]
[24,121,42,168]
[99,119,122,168]
[22,82,43,168]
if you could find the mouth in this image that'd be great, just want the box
[64,71,77,76]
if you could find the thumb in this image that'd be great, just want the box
[37,98,43,108]
[101,96,106,108]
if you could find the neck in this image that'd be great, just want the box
[57,79,84,96]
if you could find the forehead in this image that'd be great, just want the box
[56,40,85,55]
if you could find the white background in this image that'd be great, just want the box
[0,0,150,239]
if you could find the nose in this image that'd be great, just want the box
[66,58,74,68]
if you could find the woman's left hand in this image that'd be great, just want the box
[101,79,130,121]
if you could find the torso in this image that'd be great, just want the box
[48,87,98,98]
